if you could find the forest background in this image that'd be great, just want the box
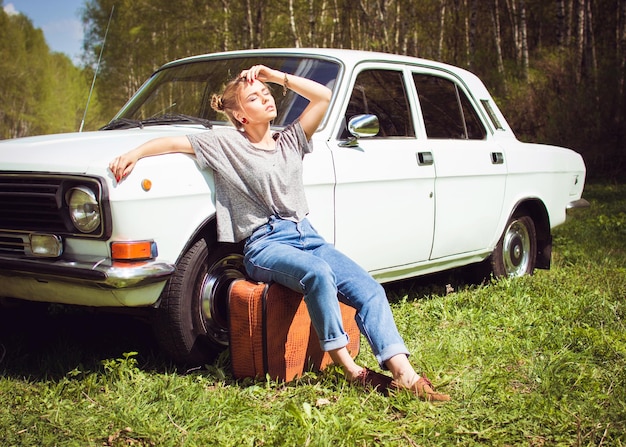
[1,0,624,181]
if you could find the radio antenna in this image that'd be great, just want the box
[79,5,115,132]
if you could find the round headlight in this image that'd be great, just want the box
[67,186,101,233]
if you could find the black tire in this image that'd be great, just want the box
[152,238,245,365]
[490,214,537,278]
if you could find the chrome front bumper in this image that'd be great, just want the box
[0,255,175,289]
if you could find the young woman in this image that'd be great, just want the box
[109,65,450,401]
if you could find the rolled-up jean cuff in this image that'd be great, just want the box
[320,333,350,352]
[376,343,411,370]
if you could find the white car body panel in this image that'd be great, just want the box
[428,138,507,259]
[330,137,436,272]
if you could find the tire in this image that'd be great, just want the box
[152,238,245,365]
[490,214,537,278]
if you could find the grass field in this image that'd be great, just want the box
[1,183,625,446]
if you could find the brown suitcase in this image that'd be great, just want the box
[228,279,360,381]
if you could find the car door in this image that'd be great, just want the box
[330,65,436,275]
[411,70,507,260]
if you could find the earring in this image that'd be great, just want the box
[241,117,248,124]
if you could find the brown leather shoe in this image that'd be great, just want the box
[392,375,451,402]
[352,368,393,395]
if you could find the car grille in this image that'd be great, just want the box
[0,234,28,256]
[0,174,109,242]
[0,176,68,233]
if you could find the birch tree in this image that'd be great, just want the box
[492,0,505,78]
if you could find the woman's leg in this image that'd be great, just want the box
[244,218,449,400]
[245,218,408,364]
[244,218,352,353]
[303,222,450,400]
[306,233,410,367]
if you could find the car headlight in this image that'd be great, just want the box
[66,186,101,233]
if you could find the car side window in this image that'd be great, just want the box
[342,69,415,138]
[413,74,486,140]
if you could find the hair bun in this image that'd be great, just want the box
[210,94,225,112]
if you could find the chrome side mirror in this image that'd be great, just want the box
[339,114,379,147]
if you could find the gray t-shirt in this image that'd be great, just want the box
[187,121,313,242]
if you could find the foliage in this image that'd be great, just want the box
[1,183,625,446]
[0,5,103,138]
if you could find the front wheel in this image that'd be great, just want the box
[152,238,245,365]
[490,215,537,278]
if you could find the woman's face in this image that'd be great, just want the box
[237,80,277,124]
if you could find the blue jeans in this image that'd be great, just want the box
[243,216,409,368]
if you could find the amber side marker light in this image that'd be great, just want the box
[141,179,152,191]
[111,241,158,261]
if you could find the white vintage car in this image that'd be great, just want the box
[0,49,587,364]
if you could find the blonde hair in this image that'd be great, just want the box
[210,77,244,127]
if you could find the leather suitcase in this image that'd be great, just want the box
[228,279,360,381]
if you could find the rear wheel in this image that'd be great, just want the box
[490,215,537,278]
[152,238,245,365]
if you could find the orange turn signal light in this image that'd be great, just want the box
[111,240,157,261]
[141,179,152,191]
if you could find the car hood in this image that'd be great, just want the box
[0,127,202,175]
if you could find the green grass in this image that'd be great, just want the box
[1,183,625,446]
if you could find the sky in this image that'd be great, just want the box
[3,0,85,64]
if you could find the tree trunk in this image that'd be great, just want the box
[492,0,506,79]
[505,0,522,65]
[308,0,316,46]
[375,0,390,52]
[617,0,626,124]
[464,0,471,68]
[245,0,253,48]
[244,0,263,49]
[468,0,478,69]
[393,1,401,53]
[222,0,230,51]
[566,0,575,43]
[556,0,566,48]
[289,0,301,48]
[575,0,586,83]
[586,0,598,99]
[519,0,529,81]
[438,0,446,60]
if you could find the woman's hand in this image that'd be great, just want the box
[109,150,139,183]
[239,65,280,84]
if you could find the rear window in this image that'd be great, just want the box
[413,74,486,140]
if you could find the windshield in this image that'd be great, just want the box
[112,55,341,128]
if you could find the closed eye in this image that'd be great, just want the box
[246,89,272,102]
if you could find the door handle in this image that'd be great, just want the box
[416,152,434,166]
[491,152,504,164]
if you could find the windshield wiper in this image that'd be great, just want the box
[140,114,212,128]
[100,114,212,131]
[100,118,144,130]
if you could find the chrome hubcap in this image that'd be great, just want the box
[200,254,245,346]
[502,220,530,277]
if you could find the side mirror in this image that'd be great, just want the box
[339,114,379,147]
